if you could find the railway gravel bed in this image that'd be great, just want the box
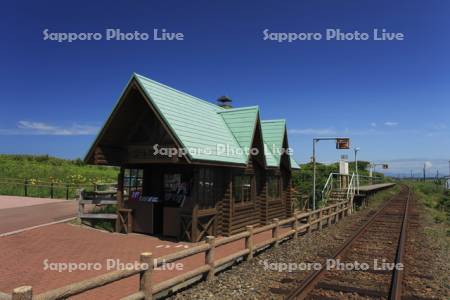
[402,194,449,299]
[169,186,448,300]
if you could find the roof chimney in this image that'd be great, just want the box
[217,96,233,109]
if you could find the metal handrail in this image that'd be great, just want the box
[347,173,356,200]
[321,173,335,202]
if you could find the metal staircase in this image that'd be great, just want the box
[321,173,356,210]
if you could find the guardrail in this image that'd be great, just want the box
[7,200,351,300]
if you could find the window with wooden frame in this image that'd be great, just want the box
[124,168,143,201]
[233,175,253,205]
[267,176,281,201]
[198,168,215,209]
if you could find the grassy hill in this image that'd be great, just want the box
[0,154,118,199]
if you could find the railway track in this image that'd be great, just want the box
[285,185,411,300]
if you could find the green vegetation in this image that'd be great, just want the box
[364,184,400,209]
[409,180,450,225]
[0,154,118,199]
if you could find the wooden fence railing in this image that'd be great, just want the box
[0,178,116,200]
[7,201,351,300]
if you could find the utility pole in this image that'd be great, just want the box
[423,164,426,181]
[354,147,360,194]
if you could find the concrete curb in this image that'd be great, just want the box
[0,217,77,237]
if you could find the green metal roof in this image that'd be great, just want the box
[90,73,299,169]
[135,74,247,164]
[261,119,300,169]
[261,120,286,166]
[290,156,301,169]
[219,106,259,151]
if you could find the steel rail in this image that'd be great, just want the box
[388,188,410,299]
[285,185,410,300]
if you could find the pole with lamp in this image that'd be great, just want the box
[312,137,350,211]
[353,147,360,194]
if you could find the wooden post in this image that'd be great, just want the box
[272,218,280,247]
[12,286,32,300]
[191,205,199,242]
[66,184,69,200]
[117,169,124,209]
[127,210,133,233]
[336,204,340,222]
[328,207,332,226]
[245,225,254,260]
[50,182,54,199]
[307,212,312,233]
[140,252,153,300]
[24,179,28,197]
[78,190,84,223]
[116,169,124,233]
[205,236,215,280]
[319,208,323,230]
[293,213,299,239]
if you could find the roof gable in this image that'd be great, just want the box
[261,119,286,166]
[134,74,247,165]
[85,73,299,169]
[261,119,300,169]
[219,106,259,152]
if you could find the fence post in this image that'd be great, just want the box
[272,218,280,247]
[328,206,332,225]
[24,179,28,197]
[205,236,215,280]
[66,184,69,200]
[245,225,254,260]
[140,252,153,300]
[293,213,299,239]
[307,212,312,233]
[50,182,54,199]
[12,286,32,300]
[336,204,340,222]
[319,208,323,230]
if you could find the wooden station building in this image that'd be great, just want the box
[85,73,300,242]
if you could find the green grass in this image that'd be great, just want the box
[407,180,450,225]
[0,154,119,199]
[364,184,400,209]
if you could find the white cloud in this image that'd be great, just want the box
[384,121,399,127]
[370,122,377,127]
[424,161,433,169]
[0,121,99,136]
[289,128,337,135]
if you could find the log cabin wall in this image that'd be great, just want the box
[218,159,263,236]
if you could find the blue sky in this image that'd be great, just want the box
[0,0,449,175]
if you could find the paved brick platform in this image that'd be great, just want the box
[0,195,69,210]
[0,196,78,234]
[0,222,287,299]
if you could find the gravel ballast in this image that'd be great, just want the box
[169,187,449,299]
